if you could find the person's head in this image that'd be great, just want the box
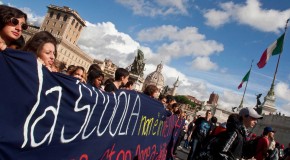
[87,70,104,89]
[205,110,212,120]
[166,95,176,105]
[115,68,129,85]
[8,35,25,49]
[88,64,102,73]
[251,133,257,139]
[263,126,275,139]
[70,66,85,81]
[239,107,263,128]
[55,61,66,72]
[124,80,134,90]
[104,78,114,86]
[226,114,243,131]
[0,5,28,45]
[275,142,280,149]
[211,116,217,124]
[23,31,57,70]
[159,95,167,105]
[66,65,75,74]
[171,103,180,113]
[143,84,159,98]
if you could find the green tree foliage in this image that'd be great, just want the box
[174,95,196,108]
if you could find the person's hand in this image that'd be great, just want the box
[0,38,7,51]
[80,77,86,83]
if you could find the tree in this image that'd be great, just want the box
[174,95,196,108]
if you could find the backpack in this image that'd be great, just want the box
[242,136,262,159]
[194,131,227,160]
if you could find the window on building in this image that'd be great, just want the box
[60,24,63,28]
[50,12,54,18]
[53,22,56,26]
[79,26,82,31]
[63,15,68,21]
[57,31,60,35]
[46,20,49,24]
[43,27,46,31]
[50,29,53,33]
[56,13,61,20]
[75,22,78,28]
[71,19,75,25]
[66,35,68,39]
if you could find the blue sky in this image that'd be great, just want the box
[2,0,290,115]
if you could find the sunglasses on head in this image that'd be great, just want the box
[9,18,28,30]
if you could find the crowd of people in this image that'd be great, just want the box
[0,4,290,160]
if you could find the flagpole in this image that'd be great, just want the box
[238,60,254,109]
[267,19,289,96]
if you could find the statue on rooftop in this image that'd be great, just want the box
[130,49,145,77]
[254,93,263,115]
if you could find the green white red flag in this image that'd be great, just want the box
[257,33,285,68]
[238,69,251,89]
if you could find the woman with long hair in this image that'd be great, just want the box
[22,31,57,71]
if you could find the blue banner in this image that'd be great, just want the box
[0,49,184,160]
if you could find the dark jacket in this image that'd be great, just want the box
[211,114,246,160]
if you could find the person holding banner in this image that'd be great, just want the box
[69,66,87,83]
[87,69,104,89]
[0,5,28,51]
[104,67,129,92]
[22,31,57,72]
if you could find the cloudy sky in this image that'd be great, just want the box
[2,0,290,115]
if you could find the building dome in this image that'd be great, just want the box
[143,63,164,91]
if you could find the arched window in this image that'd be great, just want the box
[50,12,54,18]
[75,22,79,28]
[71,19,75,25]
[56,13,61,20]
[79,26,82,31]
[63,15,68,21]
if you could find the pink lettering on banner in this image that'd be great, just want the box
[79,154,88,160]
[116,150,132,160]
[100,144,116,160]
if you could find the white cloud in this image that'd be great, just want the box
[203,0,290,32]
[20,7,44,26]
[279,103,290,116]
[275,82,290,101]
[204,9,231,28]
[137,25,224,66]
[116,0,189,17]
[0,1,3,5]
[78,21,141,68]
[191,56,218,71]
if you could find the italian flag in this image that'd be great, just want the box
[238,69,250,89]
[257,33,285,68]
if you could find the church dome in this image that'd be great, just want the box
[143,63,164,90]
